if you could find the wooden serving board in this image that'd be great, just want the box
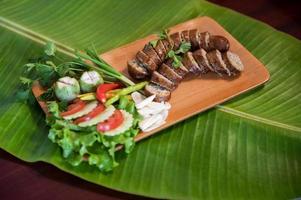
[32,16,269,142]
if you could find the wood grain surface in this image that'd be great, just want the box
[1,1,300,199]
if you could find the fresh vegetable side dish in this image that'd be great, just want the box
[18,43,170,172]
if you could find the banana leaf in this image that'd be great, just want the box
[0,0,301,199]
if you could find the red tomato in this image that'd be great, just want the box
[97,110,124,132]
[73,104,105,124]
[60,99,86,117]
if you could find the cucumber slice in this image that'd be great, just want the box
[104,110,133,136]
[63,101,98,120]
[78,105,115,127]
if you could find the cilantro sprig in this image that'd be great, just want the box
[166,41,191,68]
[149,29,170,47]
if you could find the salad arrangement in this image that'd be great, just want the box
[18,42,169,172]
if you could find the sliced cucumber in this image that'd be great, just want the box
[63,101,98,120]
[104,110,133,136]
[78,105,115,127]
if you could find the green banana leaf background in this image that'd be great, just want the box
[1,0,301,199]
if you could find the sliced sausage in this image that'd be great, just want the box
[143,44,162,65]
[182,52,202,75]
[151,71,175,91]
[144,83,171,102]
[189,29,200,50]
[222,51,244,75]
[127,59,149,79]
[208,35,230,52]
[158,63,182,84]
[198,31,211,51]
[165,59,189,77]
[170,32,182,50]
[161,39,174,53]
[192,48,213,74]
[154,40,167,61]
[206,50,231,76]
[181,30,190,43]
[136,50,158,72]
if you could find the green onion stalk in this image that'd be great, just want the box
[75,51,135,86]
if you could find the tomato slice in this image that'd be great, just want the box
[97,110,124,132]
[73,104,105,124]
[60,99,86,117]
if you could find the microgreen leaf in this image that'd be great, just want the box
[175,42,191,54]
[166,41,191,68]
[166,50,182,68]
[149,40,158,48]
[149,29,170,48]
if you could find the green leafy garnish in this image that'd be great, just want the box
[167,50,182,68]
[175,42,191,54]
[149,29,170,47]
[166,41,191,68]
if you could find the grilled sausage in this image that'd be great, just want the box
[144,83,171,102]
[161,39,174,53]
[165,59,189,77]
[154,40,167,61]
[208,35,230,52]
[181,30,190,43]
[222,51,244,75]
[143,44,162,65]
[170,32,182,50]
[158,63,182,84]
[127,59,149,79]
[151,71,176,91]
[136,50,158,72]
[198,31,211,51]
[192,48,213,74]
[189,29,200,50]
[182,52,202,75]
[206,50,231,76]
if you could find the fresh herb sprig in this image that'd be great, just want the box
[166,41,191,68]
[149,29,170,47]
[18,42,87,103]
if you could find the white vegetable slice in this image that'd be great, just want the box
[137,107,153,118]
[164,102,171,110]
[131,92,145,105]
[78,105,115,127]
[63,101,98,120]
[135,94,156,109]
[139,114,163,131]
[138,102,166,117]
[144,120,166,132]
[160,109,169,121]
[104,110,133,136]
[146,102,166,112]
